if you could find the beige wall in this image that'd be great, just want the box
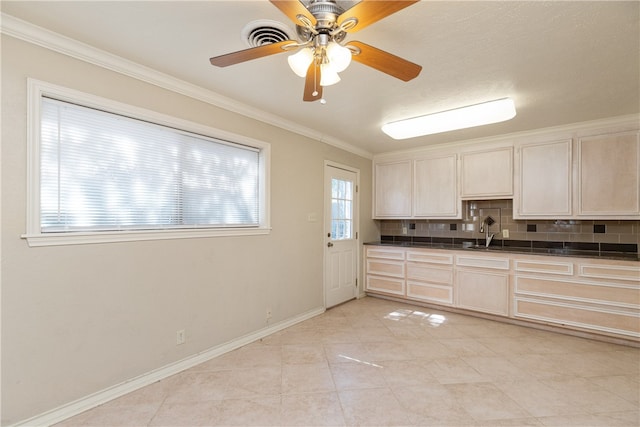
[1,35,377,425]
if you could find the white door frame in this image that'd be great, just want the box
[323,160,360,308]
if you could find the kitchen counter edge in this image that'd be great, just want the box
[364,241,639,262]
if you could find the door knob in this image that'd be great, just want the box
[327,242,334,247]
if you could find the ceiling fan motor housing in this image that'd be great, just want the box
[307,0,344,30]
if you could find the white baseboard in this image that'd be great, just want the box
[13,306,325,427]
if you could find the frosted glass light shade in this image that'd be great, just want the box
[288,48,314,77]
[382,98,517,139]
[320,64,341,86]
[326,42,351,72]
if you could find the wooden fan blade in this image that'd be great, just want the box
[347,41,422,81]
[303,62,323,102]
[270,0,316,27]
[210,40,292,67]
[338,0,419,33]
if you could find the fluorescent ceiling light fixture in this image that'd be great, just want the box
[382,98,517,140]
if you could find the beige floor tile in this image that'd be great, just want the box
[330,361,387,390]
[506,353,586,379]
[475,336,543,356]
[378,359,436,388]
[163,371,232,403]
[55,403,159,427]
[364,340,415,362]
[437,337,497,357]
[402,338,451,360]
[148,400,220,426]
[338,388,412,426]
[423,357,487,384]
[282,343,327,365]
[391,384,476,426]
[588,375,640,404]
[462,355,536,381]
[281,392,346,426]
[446,382,531,421]
[221,366,282,399]
[319,327,362,344]
[538,411,640,426]
[324,342,373,365]
[475,417,544,426]
[282,362,335,394]
[215,396,282,426]
[494,379,586,417]
[540,376,638,414]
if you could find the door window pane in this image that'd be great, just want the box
[330,178,353,240]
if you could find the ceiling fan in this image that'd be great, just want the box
[209,0,423,102]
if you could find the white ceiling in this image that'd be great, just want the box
[2,0,639,156]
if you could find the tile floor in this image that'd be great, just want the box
[56,297,639,426]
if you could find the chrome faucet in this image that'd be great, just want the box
[480,216,495,247]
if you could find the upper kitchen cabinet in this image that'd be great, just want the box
[514,139,572,218]
[460,146,513,199]
[373,153,460,219]
[414,154,461,218]
[577,131,640,218]
[373,160,412,218]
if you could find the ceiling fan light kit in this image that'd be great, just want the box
[382,98,518,140]
[209,0,422,102]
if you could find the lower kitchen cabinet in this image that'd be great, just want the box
[406,249,454,305]
[514,257,640,338]
[364,244,640,342]
[365,246,406,297]
[455,254,510,316]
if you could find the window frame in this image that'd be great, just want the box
[24,79,271,247]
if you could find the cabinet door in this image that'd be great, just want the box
[515,139,572,218]
[461,147,513,199]
[456,269,510,316]
[414,154,460,218]
[374,160,412,217]
[577,131,640,218]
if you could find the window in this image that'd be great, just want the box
[25,80,270,246]
[330,178,354,240]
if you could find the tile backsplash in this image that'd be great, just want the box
[377,200,639,246]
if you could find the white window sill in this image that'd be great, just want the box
[22,227,271,247]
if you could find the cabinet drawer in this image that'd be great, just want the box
[515,276,640,308]
[406,262,453,285]
[456,255,510,270]
[366,247,405,260]
[366,259,405,278]
[366,275,405,296]
[407,281,453,305]
[514,297,640,338]
[406,250,453,265]
[579,264,640,283]
[514,259,573,275]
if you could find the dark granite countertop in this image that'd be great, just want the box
[365,239,639,262]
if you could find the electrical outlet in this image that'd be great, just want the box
[502,229,510,239]
[402,227,408,235]
[266,308,272,321]
[176,329,185,345]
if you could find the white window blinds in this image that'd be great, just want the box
[40,97,260,232]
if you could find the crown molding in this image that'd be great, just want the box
[0,12,373,160]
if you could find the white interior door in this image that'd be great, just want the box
[324,163,359,308]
